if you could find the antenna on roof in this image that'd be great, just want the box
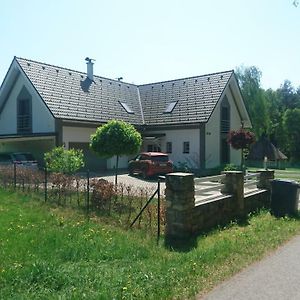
[115,77,123,81]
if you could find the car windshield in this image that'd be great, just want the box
[150,155,169,162]
[13,153,35,161]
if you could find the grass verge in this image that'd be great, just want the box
[1,189,300,299]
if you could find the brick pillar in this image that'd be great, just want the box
[256,170,275,190]
[165,173,195,241]
[221,171,244,215]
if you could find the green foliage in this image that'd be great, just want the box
[1,191,300,299]
[235,66,270,137]
[44,146,84,174]
[283,108,300,161]
[174,161,192,173]
[90,120,142,185]
[223,164,239,171]
[264,88,287,149]
[90,120,142,158]
[236,65,300,164]
[278,80,300,110]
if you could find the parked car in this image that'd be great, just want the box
[0,152,38,169]
[128,152,173,178]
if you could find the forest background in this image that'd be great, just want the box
[236,66,300,164]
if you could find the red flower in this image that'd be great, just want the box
[227,128,255,150]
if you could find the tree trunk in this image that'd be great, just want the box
[241,148,245,174]
[115,155,119,186]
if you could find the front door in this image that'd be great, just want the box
[220,135,230,164]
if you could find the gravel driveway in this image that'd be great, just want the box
[93,170,165,194]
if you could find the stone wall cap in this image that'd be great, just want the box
[167,172,194,177]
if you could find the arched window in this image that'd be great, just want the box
[221,96,230,133]
[220,96,230,164]
[17,86,32,134]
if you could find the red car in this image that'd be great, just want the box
[128,152,173,178]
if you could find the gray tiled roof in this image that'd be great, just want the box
[138,71,233,125]
[16,57,143,125]
[16,57,233,126]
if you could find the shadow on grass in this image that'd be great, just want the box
[271,210,300,219]
[164,235,198,252]
[164,208,289,253]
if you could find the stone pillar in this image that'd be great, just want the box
[256,170,275,190]
[165,173,195,241]
[221,171,244,214]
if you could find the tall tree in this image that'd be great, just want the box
[235,66,270,138]
[277,80,300,110]
[283,108,300,162]
[90,120,142,185]
[264,88,286,149]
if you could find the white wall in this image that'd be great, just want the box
[63,126,130,169]
[206,89,242,168]
[143,128,201,169]
[63,126,97,144]
[0,73,55,134]
[205,104,220,169]
[227,88,243,166]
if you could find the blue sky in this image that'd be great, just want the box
[1,0,299,89]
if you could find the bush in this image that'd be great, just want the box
[223,164,239,171]
[90,179,115,210]
[174,161,192,173]
[44,147,84,174]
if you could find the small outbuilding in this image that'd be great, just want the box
[247,136,287,169]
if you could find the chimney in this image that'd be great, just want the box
[85,57,95,81]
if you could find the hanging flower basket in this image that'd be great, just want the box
[227,128,256,150]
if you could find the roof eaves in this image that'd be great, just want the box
[205,70,234,124]
[231,72,252,128]
[15,57,56,120]
[136,86,145,125]
[137,70,234,87]
[0,58,21,114]
[15,57,138,87]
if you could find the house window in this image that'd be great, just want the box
[166,142,172,153]
[183,141,190,154]
[221,96,230,134]
[17,87,32,134]
[147,144,161,152]
[220,96,230,164]
[164,101,178,113]
[119,101,134,114]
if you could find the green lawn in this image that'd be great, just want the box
[274,168,300,182]
[247,168,300,182]
[1,189,300,299]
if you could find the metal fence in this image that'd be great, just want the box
[0,165,165,235]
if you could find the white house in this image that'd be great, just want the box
[0,57,251,171]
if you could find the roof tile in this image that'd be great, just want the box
[16,57,233,126]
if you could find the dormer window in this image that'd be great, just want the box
[119,101,134,114]
[164,101,178,113]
